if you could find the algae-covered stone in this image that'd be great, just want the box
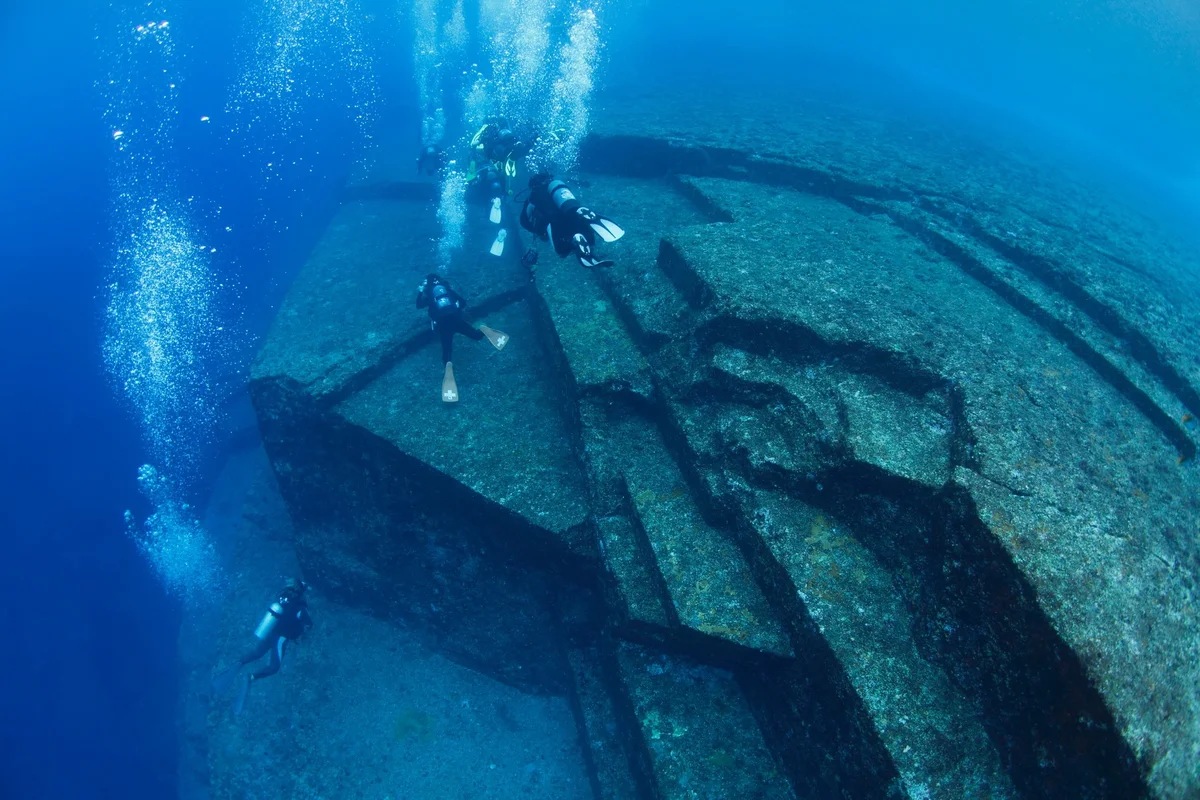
[611,413,791,657]
[615,642,793,800]
[253,198,436,402]
[336,300,591,552]
[533,257,651,398]
[566,645,645,800]
[248,84,1200,800]
[744,488,1013,799]
[593,513,674,631]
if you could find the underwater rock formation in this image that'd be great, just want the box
[251,88,1200,799]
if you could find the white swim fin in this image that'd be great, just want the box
[442,362,459,403]
[490,228,507,257]
[479,325,509,351]
[489,197,502,224]
[590,217,624,243]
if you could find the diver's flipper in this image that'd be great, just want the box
[578,254,615,269]
[489,229,507,257]
[442,362,459,403]
[590,217,625,243]
[479,325,509,351]
[489,197,502,225]
[210,664,241,696]
[233,676,250,716]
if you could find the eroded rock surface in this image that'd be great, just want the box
[250,87,1200,799]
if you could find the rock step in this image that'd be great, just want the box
[645,180,1160,795]
[741,488,1014,798]
[566,645,650,800]
[591,509,675,632]
[583,113,1200,425]
[527,197,791,659]
[662,375,1013,797]
[613,411,792,658]
[253,188,530,408]
[334,298,593,558]
[531,255,652,398]
[611,641,795,800]
[253,196,438,403]
[707,344,955,490]
[911,205,1194,454]
[582,175,712,347]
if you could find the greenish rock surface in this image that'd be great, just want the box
[335,299,591,550]
[613,642,792,800]
[566,646,644,800]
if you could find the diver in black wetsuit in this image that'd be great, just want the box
[210,579,313,715]
[416,273,509,403]
[519,172,624,268]
[468,119,526,195]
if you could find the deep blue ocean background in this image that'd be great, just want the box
[0,0,1195,797]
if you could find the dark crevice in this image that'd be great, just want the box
[947,381,981,472]
[670,174,735,222]
[688,312,991,479]
[697,313,944,399]
[656,239,714,310]
[595,638,662,800]
[878,205,1195,459]
[581,132,1195,459]
[559,646,616,800]
[641,388,903,799]
[921,198,1200,419]
[580,134,911,206]
[700,420,1150,798]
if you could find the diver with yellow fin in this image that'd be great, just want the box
[416,274,508,402]
[519,172,624,268]
[466,118,526,225]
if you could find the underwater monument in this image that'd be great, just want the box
[233,84,1200,799]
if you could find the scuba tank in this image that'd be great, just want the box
[254,601,285,640]
[546,180,576,210]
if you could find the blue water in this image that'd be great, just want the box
[0,0,1196,797]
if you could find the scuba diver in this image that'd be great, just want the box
[416,144,446,176]
[417,273,509,403]
[467,118,527,227]
[210,579,314,715]
[519,172,624,268]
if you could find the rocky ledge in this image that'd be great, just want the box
[250,86,1200,799]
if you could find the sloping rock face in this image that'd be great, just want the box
[252,90,1200,799]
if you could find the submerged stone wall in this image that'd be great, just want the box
[250,90,1200,799]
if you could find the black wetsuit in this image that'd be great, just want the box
[417,278,483,363]
[520,179,592,257]
[239,590,312,682]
